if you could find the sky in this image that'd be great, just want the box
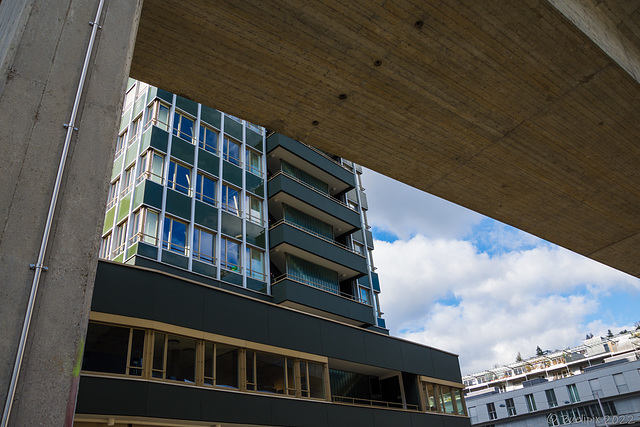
[362,168,640,375]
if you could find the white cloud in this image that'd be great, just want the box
[363,169,483,240]
[374,234,640,374]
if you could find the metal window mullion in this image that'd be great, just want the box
[157,95,176,262]
[125,328,134,376]
[215,115,225,280]
[187,104,201,271]
[212,343,217,386]
[241,122,247,287]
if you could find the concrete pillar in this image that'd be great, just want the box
[0,0,142,425]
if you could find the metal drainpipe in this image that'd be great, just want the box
[1,1,105,425]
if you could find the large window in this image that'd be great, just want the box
[99,233,112,259]
[82,323,144,376]
[546,389,558,407]
[613,373,629,394]
[222,135,241,166]
[204,343,238,388]
[487,402,497,420]
[525,393,537,412]
[106,178,119,210]
[246,194,262,224]
[172,111,195,143]
[285,254,339,294]
[246,351,285,393]
[131,207,159,245]
[162,216,188,255]
[199,123,218,154]
[122,85,135,110]
[121,166,135,196]
[115,130,127,158]
[138,150,164,184]
[222,184,241,215]
[422,381,466,415]
[567,384,580,403]
[113,220,128,257]
[220,237,240,272]
[358,286,370,305]
[506,397,516,416]
[246,148,261,175]
[281,160,328,193]
[196,173,216,206]
[167,160,191,195]
[246,246,265,280]
[193,227,215,264]
[129,115,142,144]
[151,332,196,383]
[146,100,170,132]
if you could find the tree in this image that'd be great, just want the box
[516,352,523,362]
[607,329,614,338]
[536,346,544,356]
[619,329,628,335]
[635,321,640,331]
[585,333,594,339]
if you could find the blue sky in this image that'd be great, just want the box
[362,169,640,374]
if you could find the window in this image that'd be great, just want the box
[589,378,603,398]
[135,81,148,98]
[613,373,629,394]
[221,184,241,215]
[129,115,142,144]
[285,254,339,294]
[113,220,128,257]
[358,286,370,304]
[193,227,215,264]
[99,233,112,259]
[151,332,196,383]
[121,166,134,196]
[220,237,240,272]
[131,207,159,245]
[246,194,262,224]
[300,360,325,399]
[199,123,218,154]
[204,343,238,388]
[246,246,264,280]
[162,216,188,255]
[546,389,558,408]
[567,384,580,403]
[487,402,497,420]
[246,148,261,175]
[115,130,127,158]
[122,85,135,110]
[246,351,285,394]
[525,393,537,412]
[196,173,216,206]
[138,150,164,184]
[353,241,364,256]
[82,323,144,376]
[167,160,191,195]
[506,397,516,416]
[146,100,170,132]
[106,178,119,210]
[172,111,195,143]
[222,135,241,166]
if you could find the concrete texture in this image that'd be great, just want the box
[128,0,640,279]
[0,0,142,425]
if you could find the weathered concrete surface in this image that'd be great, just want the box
[0,0,142,425]
[129,0,640,279]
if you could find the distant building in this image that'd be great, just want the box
[464,332,640,426]
[72,81,470,427]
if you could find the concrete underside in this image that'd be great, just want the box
[131,0,640,278]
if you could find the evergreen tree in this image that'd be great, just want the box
[516,352,523,362]
[536,346,543,356]
[607,329,614,338]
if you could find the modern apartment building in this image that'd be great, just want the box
[72,80,470,427]
[464,332,640,426]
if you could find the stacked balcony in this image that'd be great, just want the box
[267,133,375,326]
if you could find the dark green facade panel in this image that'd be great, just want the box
[140,126,169,154]
[222,161,242,187]
[165,189,191,221]
[161,249,189,271]
[246,222,266,248]
[371,272,380,292]
[103,207,115,235]
[267,133,355,187]
[197,148,219,176]
[270,223,367,276]
[136,242,158,260]
[171,136,195,165]
[141,180,164,210]
[268,174,361,230]
[194,201,218,231]
[224,116,243,140]
[272,279,375,326]
[246,128,263,150]
[365,230,374,249]
[221,211,242,238]
[176,95,198,117]
[91,261,463,381]
[220,269,242,286]
[146,87,173,104]
[246,173,264,195]
[192,259,216,278]
[247,277,267,293]
[201,105,221,129]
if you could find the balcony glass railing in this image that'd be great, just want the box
[272,273,367,304]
